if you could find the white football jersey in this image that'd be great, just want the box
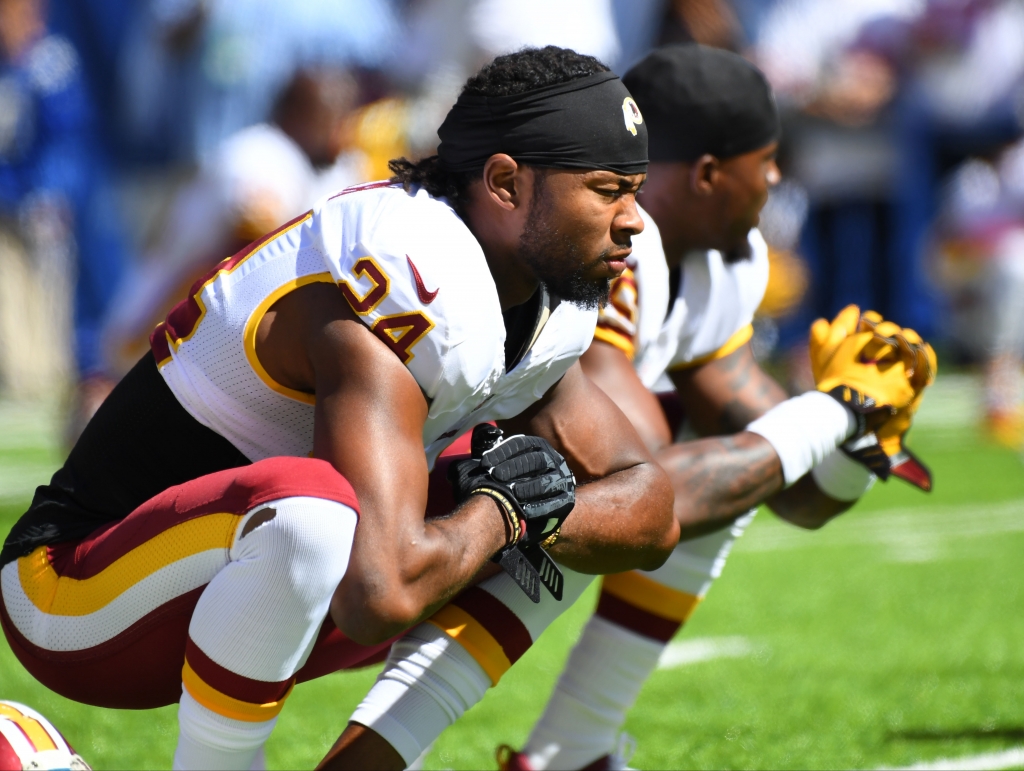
[595,208,770,390]
[152,183,597,469]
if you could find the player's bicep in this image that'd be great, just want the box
[309,307,430,522]
[498,360,654,483]
[670,343,788,437]
[579,340,672,454]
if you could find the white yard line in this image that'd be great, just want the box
[736,499,1024,561]
[656,636,755,670]
[879,746,1024,770]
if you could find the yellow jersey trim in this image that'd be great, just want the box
[242,272,336,406]
[669,323,754,372]
[168,212,313,355]
[593,325,636,360]
[17,513,240,616]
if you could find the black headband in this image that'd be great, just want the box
[437,71,649,175]
[623,44,779,163]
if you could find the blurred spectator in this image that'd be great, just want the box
[657,0,744,51]
[46,0,142,159]
[118,0,400,164]
[102,67,365,374]
[468,0,620,66]
[887,0,1024,343]
[0,0,129,431]
[928,142,1024,448]
[393,0,626,160]
[751,0,924,390]
[752,0,1024,390]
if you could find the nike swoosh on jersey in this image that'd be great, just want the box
[407,255,439,304]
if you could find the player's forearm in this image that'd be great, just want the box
[655,431,784,539]
[546,459,677,573]
[332,496,506,644]
[765,474,854,528]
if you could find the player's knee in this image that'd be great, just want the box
[234,494,358,597]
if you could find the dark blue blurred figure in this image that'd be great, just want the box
[0,0,128,434]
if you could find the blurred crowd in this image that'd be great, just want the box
[1,0,1023,446]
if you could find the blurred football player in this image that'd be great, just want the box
[101,67,365,375]
[491,44,937,771]
[929,145,1024,449]
[0,0,130,438]
[1,47,679,771]
[319,46,935,771]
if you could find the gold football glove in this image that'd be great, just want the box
[858,324,937,490]
[810,305,917,413]
[809,306,937,491]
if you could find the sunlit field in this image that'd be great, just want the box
[2,374,1023,770]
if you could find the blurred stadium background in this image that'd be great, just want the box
[1,0,1023,768]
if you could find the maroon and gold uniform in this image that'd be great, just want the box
[0,182,598,766]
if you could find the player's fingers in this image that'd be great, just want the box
[809,317,831,353]
[513,472,573,500]
[823,312,860,355]
[491,451,557,481]
[858,309,884,333]
[860,332,901,365]
[872,320,902,340]
[900,327,923,346]
[833,304,861,334]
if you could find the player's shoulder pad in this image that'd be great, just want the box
[313,184,505,399]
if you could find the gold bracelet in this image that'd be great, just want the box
[474,487,524,545]
[539,526,561,550]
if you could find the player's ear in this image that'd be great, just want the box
[690,154,719,197]
[481,153,522,211]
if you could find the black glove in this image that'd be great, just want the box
[447,424,576,602]
[448,426,576,548]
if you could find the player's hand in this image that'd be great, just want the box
[448,424,576,548]
[809,306,937,490]
[810,305,918,414]
[849,324,937,490]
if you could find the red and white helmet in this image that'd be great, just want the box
[0,702,90,771]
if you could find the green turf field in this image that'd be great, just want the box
[2,374,1023,770]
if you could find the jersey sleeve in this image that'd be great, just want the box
[593,268,639,359]
[315,184,502,404]
[667,229,770,371]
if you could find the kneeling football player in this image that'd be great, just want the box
[0,47,680,770]
[507,44,937,771]
[322,45,935,771]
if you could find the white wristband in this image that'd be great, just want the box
[746,391,858,486]
[811,448,876,501]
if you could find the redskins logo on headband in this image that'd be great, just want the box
[622,97,643,137]
[438,71,648,175]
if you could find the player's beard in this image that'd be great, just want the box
[517,184,612,311]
